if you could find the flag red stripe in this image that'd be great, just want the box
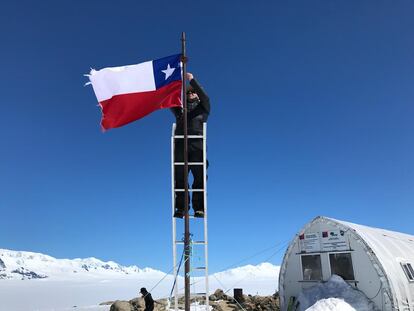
[100,80,182,130]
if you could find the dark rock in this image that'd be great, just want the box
[110,300,132,311]
[243,302,256,311]
[108,289,280,311]
[242,294,279,311]
[209,301,224,311]
[0,273,10,279]
[11,267,47,279]
[212,291,281,311]
[209,294,217,301]
[129,297,144,311]
[212,289,228,301]
[0,258,6,271]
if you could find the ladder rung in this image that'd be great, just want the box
[193,267,206,270]
[175,241,206,245]
[174,162,204,166]
[174,135,203,139]
[175,215,205,219]
[173,215,196,219]
[175,189,204,192]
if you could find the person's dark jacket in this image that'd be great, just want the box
[143,292,154,311]
[171,78,210,135]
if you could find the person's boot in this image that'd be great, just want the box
[174,209,184,218]
[192,194,204,218]
[174,194,185,218]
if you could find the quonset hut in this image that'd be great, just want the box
[279,216,414,311]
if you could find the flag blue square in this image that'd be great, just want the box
[153,54,182,90]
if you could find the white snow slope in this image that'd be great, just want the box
[0,248,279,311]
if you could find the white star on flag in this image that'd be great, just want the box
[161,64,175,80]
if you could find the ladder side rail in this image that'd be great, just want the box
[203,122,210,309]
[171,123,179,311]
[172,123,209,309]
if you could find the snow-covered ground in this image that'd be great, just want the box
[0,249,279,311]
[0,249,380,311]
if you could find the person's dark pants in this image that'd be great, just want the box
[174,139,204,213]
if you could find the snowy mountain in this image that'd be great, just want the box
[213,262,280,279]
[0,248,164,280]
[0,248,280,311]
[0,248,279,282]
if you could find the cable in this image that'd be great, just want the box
[178,240,289,306]
[366,281,383,300]
[220,240,288,272]
[178,240,290,294]
[212,274,248,311]
[220,242,289,296]
[170,237,289,309]
[144,248,189,301]
[263,241,290,263]
[169,248,186,299]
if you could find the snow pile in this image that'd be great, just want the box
[305,298,356,311]
[297,275,378,311]
[169,301,213,311]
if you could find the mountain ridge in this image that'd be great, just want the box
[0,248,163,280]
[0,248,279,281]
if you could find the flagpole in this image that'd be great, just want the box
[181,31,191,311]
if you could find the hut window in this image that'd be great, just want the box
[401,263,414,282]
[301,255,322,280]
[329,253,355,280]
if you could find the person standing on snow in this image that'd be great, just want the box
[140,287,154,311]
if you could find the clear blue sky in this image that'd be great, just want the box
[1,0,413,273]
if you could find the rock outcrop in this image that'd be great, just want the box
[0,258,9,279]
[109,289,280,311]
[209,290,279,310]
[240,293,280,311]
[210,289,230,301]
[110,300,133,311]
[11,267,48,280]
[0,258,6,271]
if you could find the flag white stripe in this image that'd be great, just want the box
[89,61,156,102]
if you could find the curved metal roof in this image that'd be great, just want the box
[323,216,414,310]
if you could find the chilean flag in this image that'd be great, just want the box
[88,54,182,130]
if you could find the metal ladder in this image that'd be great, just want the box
[171,122,209,311]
